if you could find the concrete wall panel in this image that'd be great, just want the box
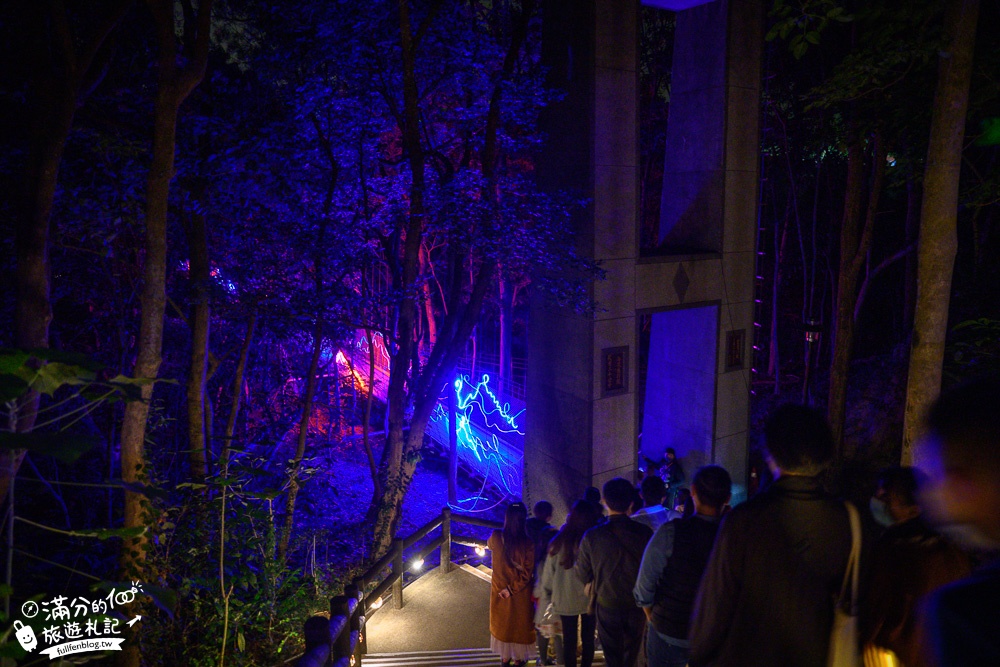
[595,166,638,260]
[594,67,638,168]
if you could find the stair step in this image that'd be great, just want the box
[364,648,606,667]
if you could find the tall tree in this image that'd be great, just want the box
[828,130,887,452]
[118,1,212,665]
[184,201,211,480]
[367,0,550,554]
[902,0,980,464]
[4,0,132,504]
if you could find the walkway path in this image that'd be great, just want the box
[366,564,492,653]
[364,563,608,666]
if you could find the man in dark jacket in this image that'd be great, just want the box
[688,404,853,667]
[575,477,653,667]
[634,465,732,667]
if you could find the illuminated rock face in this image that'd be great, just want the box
[527,0,761,522]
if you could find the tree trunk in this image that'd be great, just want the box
[3,0,131,505]
[828,131,887,455]
[278,322,323,562]
[498,271,514,386]
[221,312,256,466]
[363,328,381,500]
[902,179,921,336]
[119,3,212,665]
[902,0,980,465]
[367,0,533,556]
[185,209,210,480]
[368,0,431,555]
[420,244,437,359]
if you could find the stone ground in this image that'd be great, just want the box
[365,564,493,652]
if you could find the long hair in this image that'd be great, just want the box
[549,500,599,569]
[502,502,532,571]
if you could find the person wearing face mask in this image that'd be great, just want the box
[861,467,971,667]
[916,375,1000,666]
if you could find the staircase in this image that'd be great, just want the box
[365,648,607,667]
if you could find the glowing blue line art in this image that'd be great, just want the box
[344,323,526,510]
[455,374,525,436]
[428,373,524,506]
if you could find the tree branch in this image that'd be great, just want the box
[853,243,916,324]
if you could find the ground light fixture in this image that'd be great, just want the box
[475,546,486,557]
[410,558,424,572]
[370,597,383,610]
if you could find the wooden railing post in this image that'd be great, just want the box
[392,538,404,609]
[345,583,363,667]
[351,576,368,658]
[330,595,352,662]
[440,507,452,573]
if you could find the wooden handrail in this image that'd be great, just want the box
[452,532,488,548]
[295,595,359,667]
[295,506,503,662]
[402,514,443,550]
[355,509,500,613]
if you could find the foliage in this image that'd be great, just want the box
[0,348,163,462]
[139,458,343,666]
[766,0,854,59]
[946,318,1000,381]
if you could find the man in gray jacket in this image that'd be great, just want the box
[575,478,653,667]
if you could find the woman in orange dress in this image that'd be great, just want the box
[488,502,537,667]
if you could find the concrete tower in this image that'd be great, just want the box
[526,0,763,518]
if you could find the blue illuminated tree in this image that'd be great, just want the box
[278,0,596,553]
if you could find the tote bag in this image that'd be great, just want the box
[828,501,862,667]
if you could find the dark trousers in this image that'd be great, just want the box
[560,613,596,667]
[595,604,646,667]
[646,626,689,667]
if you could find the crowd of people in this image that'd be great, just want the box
[484,375,1000,667]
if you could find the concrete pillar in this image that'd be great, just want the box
[528,0,762,517]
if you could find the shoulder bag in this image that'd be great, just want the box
[828,501,862,667]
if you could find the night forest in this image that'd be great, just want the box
[1,0,999,665]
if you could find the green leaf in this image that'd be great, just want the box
[107,374,157,386]
[976,117,1000,146]
[0,350,29,374]
[805,31,820,45]
[120,480,172,501]
[32,362,96,396]
[175,482,209,490]
[0,638,27,660]
[237,630,246,652]
[0,432,99,463]
[83,525,148,540]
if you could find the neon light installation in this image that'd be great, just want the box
[429,373,525,509]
